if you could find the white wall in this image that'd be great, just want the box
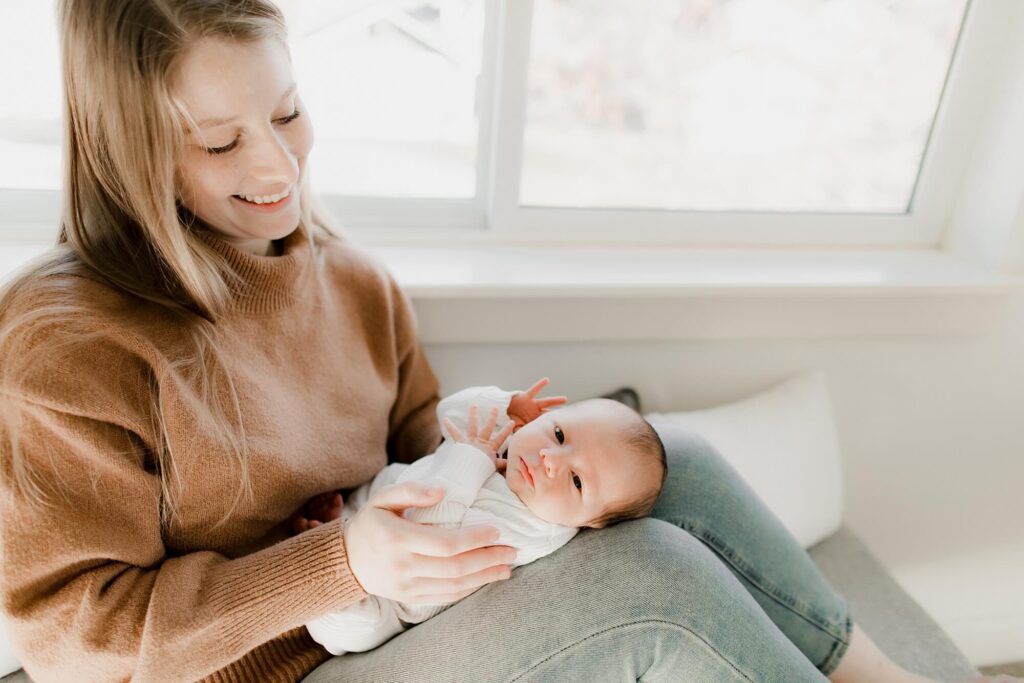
[421,294,1024,666]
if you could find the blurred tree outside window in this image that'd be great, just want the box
[0,0,971,217]
[521,0,969,213]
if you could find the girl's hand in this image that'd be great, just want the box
[290,491,343,535]
[506,377,567,429]
[344,482,517,605]
[443,405,515,472]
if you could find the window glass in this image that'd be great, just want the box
[279,0,483,198]
[520,0,970,213]
[0,1,484,199]
[0,4,62,191]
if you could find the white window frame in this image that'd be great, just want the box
[0,0,1016,248]
[484,0,1006,248]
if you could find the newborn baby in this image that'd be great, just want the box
[305,380,667,655]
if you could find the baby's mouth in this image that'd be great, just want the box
[519,459,536,489]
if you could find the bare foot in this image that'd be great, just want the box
[828,623,940,682]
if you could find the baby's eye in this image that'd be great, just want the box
[554,425,564,444]
[572,472,582,490]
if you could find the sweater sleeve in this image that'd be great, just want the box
[0,397,367,682]
[385,274,442,465]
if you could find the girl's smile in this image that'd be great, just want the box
[231,185,294,212]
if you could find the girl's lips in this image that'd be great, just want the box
[519,459,535,490]
[231,189,294,213]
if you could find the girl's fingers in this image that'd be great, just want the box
[524,377,549,398]
[409,543,514,580]
[537,396,568,408]
[405,564,511,604]
[397,517,504,558]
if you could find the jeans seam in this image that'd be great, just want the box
[673,518,851,645]
[509,619,755,683]
[817,611,854,676]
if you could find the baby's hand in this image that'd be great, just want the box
[507,377,567,429]
[289,491,343,535]
[444,405,515,472]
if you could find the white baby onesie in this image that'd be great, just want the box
[305,386,579,656]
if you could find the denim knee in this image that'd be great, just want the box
[514,518,828,682]
[649,424,852,677]
[304,516,828,683]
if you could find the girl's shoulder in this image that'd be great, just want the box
[0,250,166,422]
[315,233,406,300]
[1,250,176,351]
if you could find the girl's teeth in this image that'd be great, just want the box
[237,188,290,204]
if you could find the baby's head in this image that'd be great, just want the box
[505,398,666,529]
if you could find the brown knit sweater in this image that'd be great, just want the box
[0,226,442,682]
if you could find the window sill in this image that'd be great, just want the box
[369,245,1024,343]
[3,242,1021,343]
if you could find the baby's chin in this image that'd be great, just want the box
[522,500,576,528]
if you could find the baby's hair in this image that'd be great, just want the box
[583,405,667,529]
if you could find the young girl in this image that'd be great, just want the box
[0,1,999,681]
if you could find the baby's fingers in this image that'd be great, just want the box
[444,417,465,441]
[480,405,500,437]
[523,377,550,398]
[537,396,568,409]
[490,420,515,448]
[291,516,310,535]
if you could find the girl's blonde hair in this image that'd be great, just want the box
[0,0,338,531]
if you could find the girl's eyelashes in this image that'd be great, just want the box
[554,425,564,444]
[572,472,582,491]
[205,139,238,155]
[202,109,302,155]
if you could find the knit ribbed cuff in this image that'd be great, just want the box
[208,518,367,654]
[428,442,497,507]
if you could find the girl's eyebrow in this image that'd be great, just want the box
[196,82,297,128]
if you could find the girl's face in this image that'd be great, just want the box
[172,36,313,254]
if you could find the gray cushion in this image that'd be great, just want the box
[809,525,980,682]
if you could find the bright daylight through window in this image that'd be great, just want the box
[0,0,973,221]
[520,0,969,213]
[0,0,485,200]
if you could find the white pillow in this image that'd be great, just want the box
[644,372,844,549]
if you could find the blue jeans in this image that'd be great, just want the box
[304,427,853,682]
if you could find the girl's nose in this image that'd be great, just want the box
[249,129,298,183]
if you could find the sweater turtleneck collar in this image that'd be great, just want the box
[194,225,314,315]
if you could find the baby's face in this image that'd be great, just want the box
[505,400,645,528]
